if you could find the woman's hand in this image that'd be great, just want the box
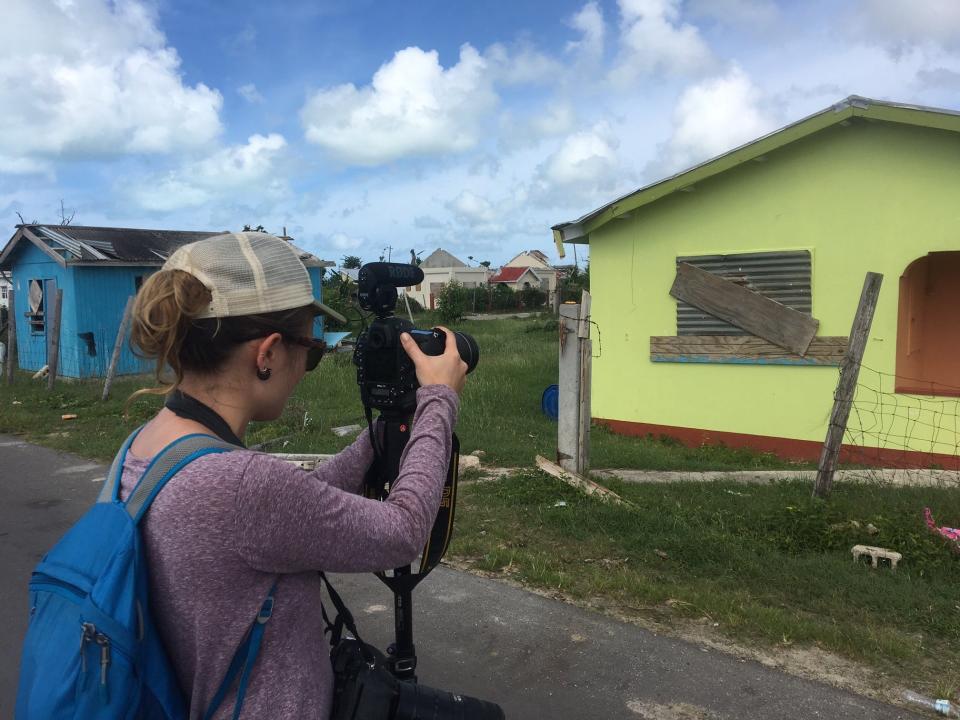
[400,327,468,395]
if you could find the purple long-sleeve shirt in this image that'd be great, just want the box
[118,385,459,719]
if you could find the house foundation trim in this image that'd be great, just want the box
[596,418,960,470]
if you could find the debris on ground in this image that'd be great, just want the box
[851,544,901,570]
[331,424,362,437]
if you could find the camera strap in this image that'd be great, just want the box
[318,572,363,647]
[165,390,245,448]
[364,432,460,594]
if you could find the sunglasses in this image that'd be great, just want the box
[286,335,328,372]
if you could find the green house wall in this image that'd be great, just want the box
[589,118,960,460]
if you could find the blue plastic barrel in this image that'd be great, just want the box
[541,384,559,420]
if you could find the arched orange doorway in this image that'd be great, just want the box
[896,252,960,395]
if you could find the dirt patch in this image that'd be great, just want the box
[625,701,724,719]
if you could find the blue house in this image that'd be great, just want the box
[0,225,338,378]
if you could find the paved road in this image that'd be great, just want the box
[0,436,921,719]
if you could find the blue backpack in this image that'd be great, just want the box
[16,431,276,720]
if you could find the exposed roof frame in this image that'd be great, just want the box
[0,227,68,269]
[551,95,960,245]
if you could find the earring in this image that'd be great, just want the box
[256,367,272,381]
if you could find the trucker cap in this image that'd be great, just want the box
[162,231,346,323]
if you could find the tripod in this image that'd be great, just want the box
[363,410,460,683]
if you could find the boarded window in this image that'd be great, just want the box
[676,250,812,335]
[896,253,960,396]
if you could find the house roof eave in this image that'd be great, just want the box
[551,95,960,244]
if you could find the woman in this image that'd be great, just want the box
[123,231,467,718]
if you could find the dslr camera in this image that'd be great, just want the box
[353,262,478,412]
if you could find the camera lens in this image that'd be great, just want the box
[453,331,479,374]
[394,681,505,720]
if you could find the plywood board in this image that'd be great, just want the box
[670,263,819,355]
[650,335,847,366]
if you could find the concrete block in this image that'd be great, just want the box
[851,544,901,570]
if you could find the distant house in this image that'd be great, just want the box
[0,225,335,378]
[488,265,547,292]
[551,95,960,468]
[503,250,558,302]
[405,248,490,310]
[0,272,10,310]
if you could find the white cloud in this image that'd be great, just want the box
[530,122,624,206]
[917,67,960,91]
[612,0,714,84]
[854,0,960,52]
[566,2,606,61]
[498,102,576,153]
[655,65,776,174]
[327,232,365,251]
[238,83,265,104]
[531,103,576,137]
[0,0,222,170]
[485,42,564,85]
[131,134,287,212]
[687,0,778,29]
[447,190,496,227]
[300,44,497,165]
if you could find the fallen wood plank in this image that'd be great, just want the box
[535,455,631,507]
[670,263,819,355]
[650,335,847,366]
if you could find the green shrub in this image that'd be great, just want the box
[435,279,468,324]
[490,284,517,311]
[519,285,547,308]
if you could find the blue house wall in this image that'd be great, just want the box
[307,267,326,338]
[9,253,333,379]
[10,243,77,375]
[72,266,153,377]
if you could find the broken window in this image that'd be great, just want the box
[896,253,960,396]
[675,250,812,335]
[28,279,45,333]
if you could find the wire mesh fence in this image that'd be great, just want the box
[837,362,960,487]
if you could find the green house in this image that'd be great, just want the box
[552,96,960,468]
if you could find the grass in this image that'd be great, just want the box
[448,473,960,696]
[3,315,958,692]
[0,316,807,469]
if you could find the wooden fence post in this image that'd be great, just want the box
[577,291,592,473]
[558,303,581,472]
[46,288,63,391]
[813,272,883,499]
[102,295,135,401]
[558,295,593,475]
[5,290,16,385]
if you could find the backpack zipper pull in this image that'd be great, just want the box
[79,623,96,674]
[95,632,111,703]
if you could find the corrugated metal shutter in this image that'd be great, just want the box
[676,250,811,335]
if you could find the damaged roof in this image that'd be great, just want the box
[0,225,334,269]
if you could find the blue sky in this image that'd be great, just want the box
[2,0,960,267]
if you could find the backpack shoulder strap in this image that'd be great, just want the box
[97,426,144,504]
[123,433,238,524]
